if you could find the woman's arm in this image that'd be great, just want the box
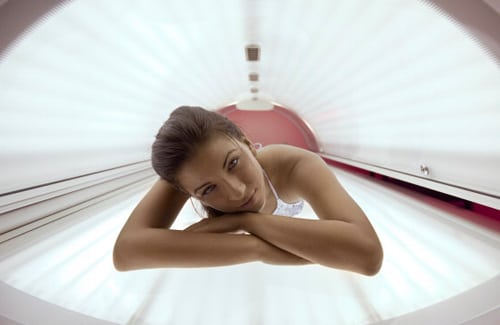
[186,212,380,275]
[113,179,310,271]
[114,228,310,270]
[247,151,383,275]
[245,214,382,275]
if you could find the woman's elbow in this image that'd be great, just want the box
[113,237,134,272]
[360,240,384,276]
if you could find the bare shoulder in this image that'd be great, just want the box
[257,144,319,169]
[257,144,322,200]
[257,145,372,225]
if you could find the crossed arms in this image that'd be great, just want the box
[113,153,383,276]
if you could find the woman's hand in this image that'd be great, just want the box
[184,213,311,265]
[184,213,256,233]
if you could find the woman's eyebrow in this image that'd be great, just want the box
[222,148,237,168]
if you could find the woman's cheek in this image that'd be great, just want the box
[206,197,230,211]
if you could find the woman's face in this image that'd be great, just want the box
[177,134,267,213]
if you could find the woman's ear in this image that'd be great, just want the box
[242,137,257,156]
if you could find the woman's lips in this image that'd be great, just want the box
[240,190,256,209]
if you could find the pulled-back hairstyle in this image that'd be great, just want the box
[151,106,251,217]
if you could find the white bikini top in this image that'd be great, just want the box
[263,170,304,217]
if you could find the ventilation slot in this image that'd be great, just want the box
[245,45,260,61]
[249,73,259,81]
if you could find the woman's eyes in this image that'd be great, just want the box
[228,157,239,170]
[201,157,239,196]
[202,185,215,196]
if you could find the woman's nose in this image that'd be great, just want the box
[226,178,246,201]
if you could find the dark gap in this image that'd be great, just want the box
[322,157,500,223]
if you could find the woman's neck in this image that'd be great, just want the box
[260,169,278,214]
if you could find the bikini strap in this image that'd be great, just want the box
[262,169,279,200]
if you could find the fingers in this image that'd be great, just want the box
[183,212,258,233]
[184,216,240,233]
[184,218,225,233]
[184,219,208,232]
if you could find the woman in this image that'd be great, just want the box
[113,106,383,275]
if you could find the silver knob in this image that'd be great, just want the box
[420,164,429,175]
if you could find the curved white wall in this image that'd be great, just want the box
[1,0,499,210]
[299,2,500,200]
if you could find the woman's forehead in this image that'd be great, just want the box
[177,135,241,186]
[197,134,240,156]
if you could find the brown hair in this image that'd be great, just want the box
[151,106,252,217]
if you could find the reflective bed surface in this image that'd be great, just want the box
[0,166,499,324]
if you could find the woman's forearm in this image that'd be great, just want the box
[113,228,309,271]
[114,229,257,270]
[256,237,311,266]
[244,214,383,275]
